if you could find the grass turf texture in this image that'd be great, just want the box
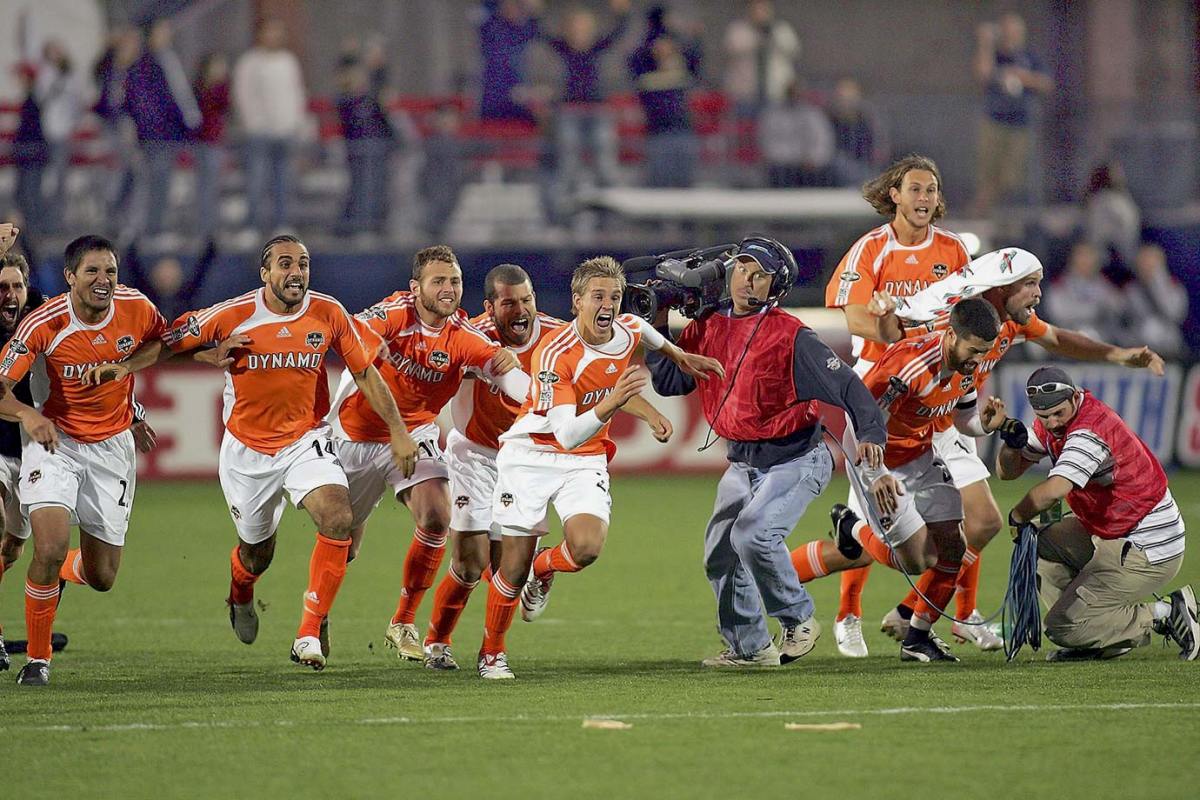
[4,474,1198,800]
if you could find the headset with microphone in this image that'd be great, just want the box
[734,235,799,309]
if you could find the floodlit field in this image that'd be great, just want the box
[5,474,1198,799]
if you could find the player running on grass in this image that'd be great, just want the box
[475,256,723,679]
[0,235,166,686]
[789,298,1008,662]
[326,245,527,661]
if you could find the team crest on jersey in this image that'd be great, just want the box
[0,338,26,372]
[537,370,559,385]
[960,375,974,391]
[826,357,841,371]
[27,470,41,485]
[429,350,450,369]
[455,495,469,509]
[116,335,135,353]
[305,331,325,350]
[165,315,200,345]
[932,263,949,279]
[499,492,514,507]
[999,337,1010,354]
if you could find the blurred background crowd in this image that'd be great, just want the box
[0,0,1196,355]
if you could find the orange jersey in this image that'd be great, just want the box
[0,288,165,442]
[335,292,499,441]
[862,331,980,468]
[503,314,649,458]
[453,312,566,451]
[164,288,372,455]
[826,223,970,364]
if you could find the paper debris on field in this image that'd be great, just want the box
[784,722,862,732]
[582,719,633,730]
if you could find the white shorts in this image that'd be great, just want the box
[932,426,991,489]
[20,430,136,546]
[339,423,449,529]
[849,449,963,547]
[492,444,610,535]
[220,426,348,545]
[1,454,30,540]
[446,429,547,539]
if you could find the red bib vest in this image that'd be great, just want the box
[676,308,821,442]
[1034,391,1167,538]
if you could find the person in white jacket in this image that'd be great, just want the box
[233,19,308,232]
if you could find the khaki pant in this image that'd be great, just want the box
[975,118,1030,212]
[1037,517,1182,650]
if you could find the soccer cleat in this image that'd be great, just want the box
[1046,646,1132,662]
[384,622,423,661]
[834,614,869,658]
[424,643,459,671]
[318,617,330,658]
[520,571,554,623]
[1162,585,1199,661]
[952,610,1005,651]
[0,634,8,671]
[701,641,782,667]
[228,600,259,645]
[3,632,69,655]
[16,658,49,686]
[477,651,515,679]
[778,617,821,664]
[829,503,863,559]
[900,633,960,663]
[290,636,326,671]
[880,606,910,642]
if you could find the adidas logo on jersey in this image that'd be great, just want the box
[905,254,919,265]
[92,333,107,345]
[605,363,617,374]
[277,326,292,338]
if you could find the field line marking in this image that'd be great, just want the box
[13,701,1200,734]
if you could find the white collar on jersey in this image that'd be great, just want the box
[572,316,633,357]
[895,247,1044,323]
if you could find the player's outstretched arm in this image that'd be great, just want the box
[1035,325,1165,376]
[351,365,418,478]
[0,377,56,452]
[79,340,169,386]
[622,393,673,443]
[840,294,904,345]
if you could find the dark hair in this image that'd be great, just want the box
[950,297,1001,342]
[413,245,458,282]
[1084,161,1126,197]
[484,263,531,300]
[862,154,946,221]
[64,234,117,273]
[0,253,30,282]
[260,234,305,269]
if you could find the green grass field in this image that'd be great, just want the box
[4,473,1199,799]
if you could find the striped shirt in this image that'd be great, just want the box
[1025,432,1186,563]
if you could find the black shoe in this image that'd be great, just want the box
[1163,585,1199,661]
[1046,646,1132,662]
[16,659,49,686]
[0,636,9,671]
[829,504,863,560]
[901,632,960,663]
[4,632,69,655]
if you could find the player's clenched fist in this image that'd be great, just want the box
[866,290,897,318]
[979,395,1007,432]
[488,348,520,375]
[0,222,19,257]
[645,410,673,443]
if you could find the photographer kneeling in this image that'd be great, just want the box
[646,236,888,666]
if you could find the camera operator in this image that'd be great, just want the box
[645,236,888,667]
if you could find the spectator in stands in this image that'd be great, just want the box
[336,59,394,236]
[420,103,466,238]
[233,19,308,234]
[1082,160,1141,271]
[11,65,48,234]
[479,0,543,123]
[1122,244,1189,360]
[540,0,630,221]
[1042,242,1125,345]
[828,77,889,187]
[123,239,217,324]
[193,53,231,238]
[36,40,84,233]
[758,80,834,188]
[93,26,141,223]
[628,6,702,188]
[722,0,800,116]
[124,18,201,239]
[972,13,1053,216]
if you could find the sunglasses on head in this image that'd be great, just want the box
[1025,381,1074,398]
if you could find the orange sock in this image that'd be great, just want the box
[481,571,521,655]
[24,580,60,661]
[910,558,962,629]
[297,534,351,638]
[392,527,447,625]
[425,566,478,646]
[955,546,982,617]
[533,541,581,580]
[837,566,870,621]
[59,549,87,586]
[900,587,919,611]
[229,546,258,605]
[854,521,904,571]
[791,541,831,583]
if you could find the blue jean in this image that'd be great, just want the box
[194,143,224,237]
[244,137,294,230]
[342,137,391,233]
[549,105,618,219]
[703,444,833,655]
[141,141,182,236]
[643,130,697,188]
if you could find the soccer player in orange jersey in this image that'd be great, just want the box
[156,235,412,671]
[328,246,528,662]
[421,263,673,670]
[824,154,974,657]
[789,298,1007,662]
[0,235,166,686]
[476,256,723,679]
